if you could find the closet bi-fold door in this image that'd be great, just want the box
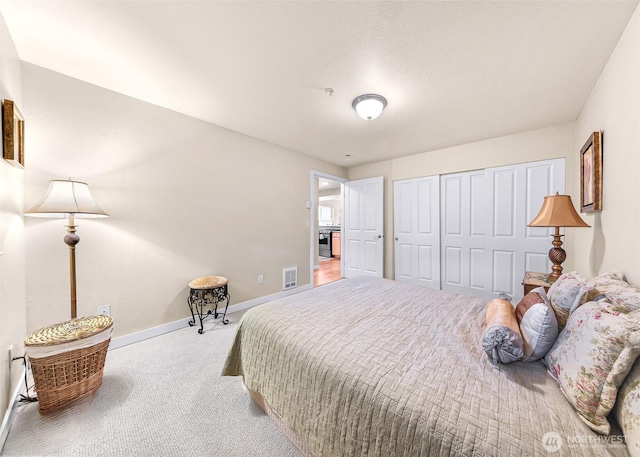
[393,158,564,301]
[394,176,440,288]
[440,170,490,297]
[486,159,564,302]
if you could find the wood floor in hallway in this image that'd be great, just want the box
[314,257,341,287]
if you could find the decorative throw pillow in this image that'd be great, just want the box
[614,359,640,457]
[544,301,640,434]
[586,272,640,313]
[547,272,592,330]
[515,287,558,362]
[482,298,523,364]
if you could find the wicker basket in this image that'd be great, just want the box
[24,315,113,414]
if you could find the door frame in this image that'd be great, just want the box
[309,170,348,287]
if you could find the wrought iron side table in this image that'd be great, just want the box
[187,276,231,334]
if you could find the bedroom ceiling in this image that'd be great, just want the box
[0,1,637,168]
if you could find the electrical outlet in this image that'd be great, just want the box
[98,305,111,316]
[8,345,13,369]
[258,275,264,284]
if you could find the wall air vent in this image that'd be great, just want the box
[283,267,298,290]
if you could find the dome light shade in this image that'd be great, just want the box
[352,94,387,120]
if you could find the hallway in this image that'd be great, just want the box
[314,257,341,287]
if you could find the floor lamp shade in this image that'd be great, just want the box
[25,180,109,318]
[25,180,109,219]
[528,192,589,280]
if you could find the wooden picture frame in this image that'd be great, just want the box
[2,99,24,168]
[580,131,602,213]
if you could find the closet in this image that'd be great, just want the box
[394,158,564,302]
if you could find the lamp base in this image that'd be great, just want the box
[547,231,566,281]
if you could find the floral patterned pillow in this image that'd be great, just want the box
[614,359,640,457]
[547,272,592,330]
[544,301,640,434]
[587,272,640,313]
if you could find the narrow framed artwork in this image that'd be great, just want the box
[580,131,602,213]
[2,99,24,168]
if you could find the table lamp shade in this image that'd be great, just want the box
[528,193,589,228]
[527,192,589,280]
[26,180,108,218]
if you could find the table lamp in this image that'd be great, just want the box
[25,179,109,318]
[528,192,589,280]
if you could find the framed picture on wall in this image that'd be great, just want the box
[2,99,24,168]
[580,131,602,213]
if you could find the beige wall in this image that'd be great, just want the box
[570,4,640,285]
[22,64,345,338]
[0,11,24,431]
[348,124,575,279]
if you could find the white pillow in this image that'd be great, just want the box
[515,286,558,362]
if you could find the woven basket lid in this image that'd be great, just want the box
[24,315,113,347]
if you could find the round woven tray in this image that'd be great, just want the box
[24,315,114,347]
[189,276,228,290]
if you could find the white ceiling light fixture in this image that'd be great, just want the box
[352,94,387,121]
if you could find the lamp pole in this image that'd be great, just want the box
[63,214,80,318]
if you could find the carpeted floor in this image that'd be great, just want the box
[1,310,301,457]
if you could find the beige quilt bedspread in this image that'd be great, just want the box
[223,277,629,456]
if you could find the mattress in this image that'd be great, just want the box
[223,276,629,456]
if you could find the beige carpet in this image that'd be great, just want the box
[1,311,301,457]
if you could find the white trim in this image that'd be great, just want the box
[109,284,312,350]
[109,317,193,350]
[0,366,26,453]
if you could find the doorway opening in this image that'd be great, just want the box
[310,171,346,287]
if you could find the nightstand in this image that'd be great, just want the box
[523,272,557,295]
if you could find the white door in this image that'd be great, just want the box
[485,159,564,302]
[344,177,384,278]
[440,170,490,297]
[394,176,440,288]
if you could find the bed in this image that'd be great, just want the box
[223,276,632,456]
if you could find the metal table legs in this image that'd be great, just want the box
[187,284,230,334]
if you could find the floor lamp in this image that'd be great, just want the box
[528,192,589,281]
[25,179,109,319]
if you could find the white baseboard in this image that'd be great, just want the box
[109,284,312,350]
[0,366,26,453]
